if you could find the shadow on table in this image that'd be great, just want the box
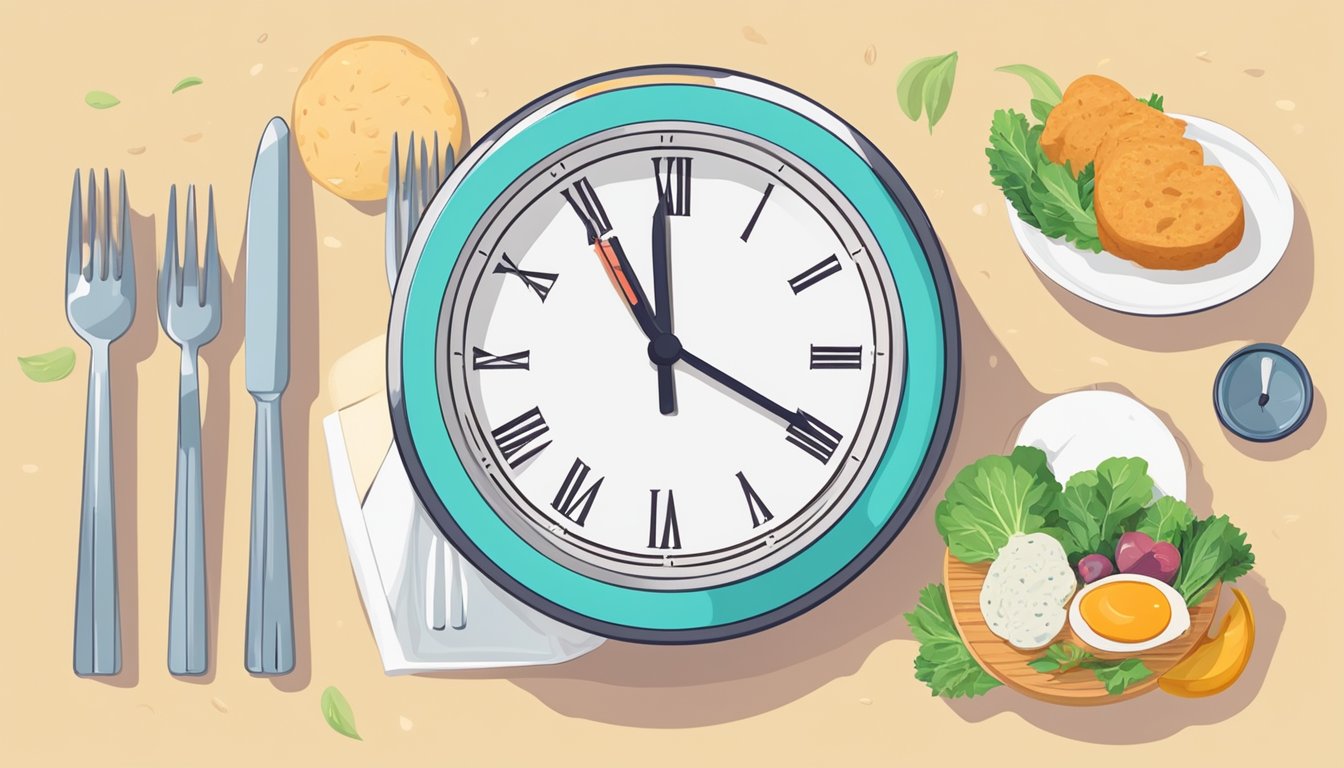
[946,572,1283,743]
[434,268,1053,727]
[1036,193,1313,352]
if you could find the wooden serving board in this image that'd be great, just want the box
[944,551,1220,705]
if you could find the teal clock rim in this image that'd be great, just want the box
[389,66,960,643]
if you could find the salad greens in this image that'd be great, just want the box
[1173,515,1255,605]
[1136,496,1196,549]
[933,446,1060,563]
[912,445,1256,700]
[1050,457,1154,559]
[985,65,1165,253]
[1028,642,1154,695]
[905,584,1001,698]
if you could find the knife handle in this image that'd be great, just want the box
[244,396,294,675]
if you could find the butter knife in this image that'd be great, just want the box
[243,117,294,675]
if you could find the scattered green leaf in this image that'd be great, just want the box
[17,347,76,382]
[995,64,1063,106]
[320,686,361,741]
[1137,496,1195,549]
[905,584,1001,698]
[934,448,1059,563]
[898,52,958,133]
[84,91,120,109]
[1141,92,1165,112]
[1084,658,1153,695]
[172,76,204,94]
[1173,515,1254,606]
[921,52,959,132]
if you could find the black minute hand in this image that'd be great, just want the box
[678,349,845,464]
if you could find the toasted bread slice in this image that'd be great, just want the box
[1094,105,1189,175]
[1095,143,1244,270]
[1041,75,1133,174]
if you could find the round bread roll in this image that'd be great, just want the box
[293,36,463,201]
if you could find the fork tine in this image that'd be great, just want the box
[67,170,84,292]
[204,186,221,308]
[402,131,418,251]
[385,132,401,285]
[161,185,179,314]
[442,138,455,184]
[116,170,133,285]
[183,185,200,306]
[418,135,430,210]
[99,169,112,280]
[432,131,441,191]
[85,169,97,281]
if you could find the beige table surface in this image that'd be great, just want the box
[2,1,1340,764]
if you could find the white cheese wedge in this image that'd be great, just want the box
[979,533,1076,649]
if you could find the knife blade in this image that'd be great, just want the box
[245,117,290,395]
[243,116,295,675]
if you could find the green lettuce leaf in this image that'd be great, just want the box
[898,52,958,133]
[905,584,1001,698]
[1137,496,1195,548]
[1173,515,1255,605]
[1030,160,1102,252]
[986,109,1042,227]
[934,449,1059,562]
[1084,658,1153,695]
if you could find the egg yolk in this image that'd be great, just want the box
[1079,582,1171,643]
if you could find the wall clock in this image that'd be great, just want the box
[389,65,959,643]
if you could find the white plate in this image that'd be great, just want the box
[1006,114,1293,316]
[1013,390,1186,501]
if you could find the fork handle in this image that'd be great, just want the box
[168,347,207,675]
[244,395,294,675]
[74,342,120,676]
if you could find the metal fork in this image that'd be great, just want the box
[386,132,462,631]
[158,185,221,676]
[66,169,136,677]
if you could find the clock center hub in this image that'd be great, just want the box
[648,332,683,365]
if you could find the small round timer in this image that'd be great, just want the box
[1214,343,1313,442]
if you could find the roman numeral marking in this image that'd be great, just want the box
[648,489,681,550]
[810,345,863,370]
[653,157,692,216]
[493,253,558,302]
[551,457,603,526]
[788,255,843,294]
[735,471,774,528]
[740,183,774,242]
[472,347,531,370]
[561,177,612,244]
[786,410,843,464]
[490,406,552,469]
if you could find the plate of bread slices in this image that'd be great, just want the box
[987,72,1292,316]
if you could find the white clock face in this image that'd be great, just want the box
[440,122,905,590]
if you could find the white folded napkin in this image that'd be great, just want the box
[322,337,603,673]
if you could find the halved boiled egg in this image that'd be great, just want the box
[1069,573,1190,653]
